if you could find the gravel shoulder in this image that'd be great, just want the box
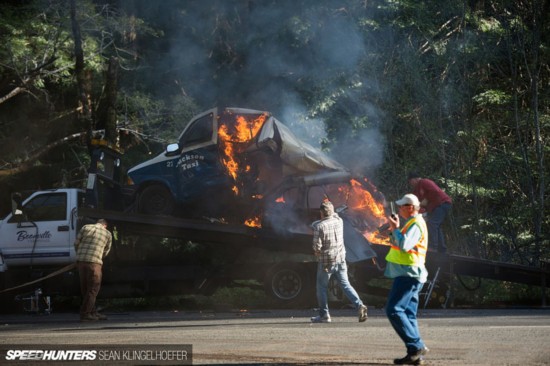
[1,308,549,365]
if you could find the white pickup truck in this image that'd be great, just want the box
[0,189,86,312]
[0,188,84,271]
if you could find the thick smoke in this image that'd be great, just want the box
[144,1,385,171]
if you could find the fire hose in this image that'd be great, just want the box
[0,263,76,294]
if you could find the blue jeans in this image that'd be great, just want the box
[427,202,451,253]
[316,262,363,317]
[386,276,425,354]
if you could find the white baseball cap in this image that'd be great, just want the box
[395,193,420,207]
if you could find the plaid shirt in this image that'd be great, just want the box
[74,223,112,265]
[312,213,346,267]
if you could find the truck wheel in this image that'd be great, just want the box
[138,185,175,215]
[265,263,314,308]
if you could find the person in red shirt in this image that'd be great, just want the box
[408,172,452,253]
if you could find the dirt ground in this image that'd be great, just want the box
[1,308,549,365]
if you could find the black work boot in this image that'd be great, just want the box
[394,347,429,365]
[393,355,424,365]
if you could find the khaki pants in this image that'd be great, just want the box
[77,262,102,318]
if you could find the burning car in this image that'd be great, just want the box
[124,107,390,247]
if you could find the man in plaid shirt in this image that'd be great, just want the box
[74,219,112,322]
[311,200,368,323]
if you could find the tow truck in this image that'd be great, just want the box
[1,107,548,312]
[0,108,382,311]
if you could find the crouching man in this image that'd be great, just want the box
[74,219,112,322]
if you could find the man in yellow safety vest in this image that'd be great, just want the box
[386,194,430,365]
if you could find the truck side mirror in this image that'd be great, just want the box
[165,143,180,157]
[10,192,26,226]
[11,192,23,217]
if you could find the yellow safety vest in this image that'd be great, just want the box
[385,215,428,266]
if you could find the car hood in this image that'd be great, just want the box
[248,115,347,176]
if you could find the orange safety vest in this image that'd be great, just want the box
[385,215,428,266]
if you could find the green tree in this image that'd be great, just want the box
[0,0,546,269]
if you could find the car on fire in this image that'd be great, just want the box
[120,107,393,306]
[124,106,389,244]
[125,108,335,212]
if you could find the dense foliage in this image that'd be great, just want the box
[0,0,547,266]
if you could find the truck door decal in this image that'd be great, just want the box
[16,230,53,241]
[176,154,205,171]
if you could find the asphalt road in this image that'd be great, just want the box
[1,308,549,365]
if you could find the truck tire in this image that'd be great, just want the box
[264,263,314,308]
[138,185,175,215]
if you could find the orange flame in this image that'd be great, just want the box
[244,216,262,228]
[275,196,285,203]
[366,230,391,245]
[341,178,390,245]
[348,179,385,217]
[218,114,267,194]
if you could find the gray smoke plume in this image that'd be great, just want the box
[135,1,385,174]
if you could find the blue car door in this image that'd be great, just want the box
[175,109,230,203]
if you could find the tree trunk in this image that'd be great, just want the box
[104,56,119,146]
[529,0,545,264]
[70,0,93,143]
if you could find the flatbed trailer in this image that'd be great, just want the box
[362,248,550,308]
[76,140,550,307]
[77,207,321,303]
[79,208,313,254]
[430,252,549,307]
[3,197,550,307]
[435,253,549,288]
[77,207,376,305]
[81,208,550,307]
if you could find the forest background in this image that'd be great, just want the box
[0,0,547,274]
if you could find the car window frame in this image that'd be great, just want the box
[177,108,218,153]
